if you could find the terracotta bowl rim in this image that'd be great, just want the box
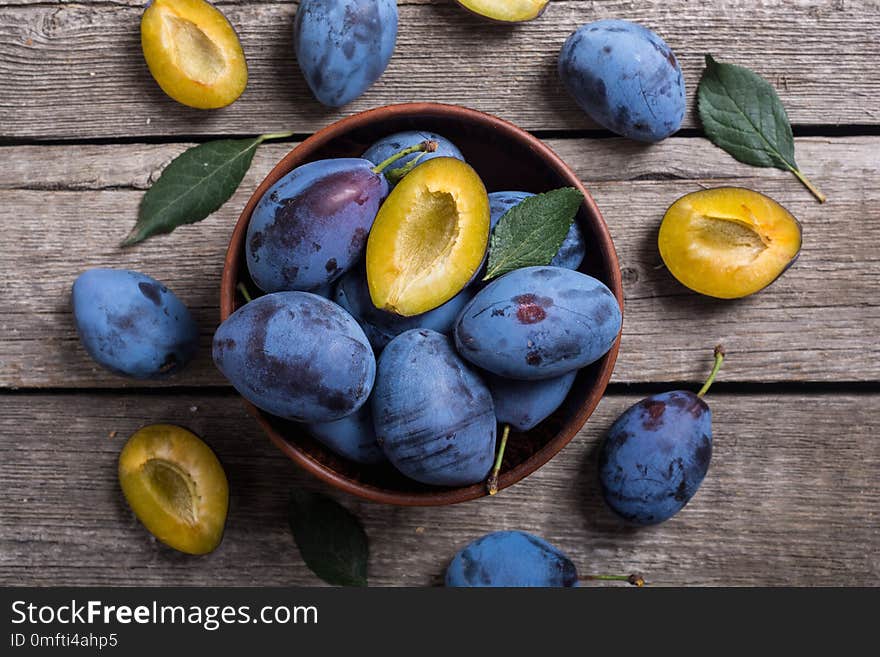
[220,102,622,506]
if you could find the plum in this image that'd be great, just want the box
[489,191,586,270]
[306,403,386,464]
[363,130,464,187]
[141,0,248,109]
[366,157,490,316]
[71,269,198,379]
[455,0,548,23]
[599,347,724,525]
[454,266,621,380]
[486,370,577,431]
[119,424,228,555]
[334,265,475,352]
[446,531,577,587]
[247,142,433,294]
[659,187,803,299]
[559,19,685,142]
[212,292,375,423]
[294,0,397,107]
[372,329,496,486]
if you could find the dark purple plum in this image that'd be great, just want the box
[599,347,724,525]
[334,265,475,352]
[246,158,388,294]
[485,370,577,431]
[454,266,621,380]
[294,0,398,107]
[372,329,496,486]
[212,292,375,423]
[363,130,464,187]
[489,191,585,270]
[306,402,386,464]
[71,269,198,379]
[445,531,577,587]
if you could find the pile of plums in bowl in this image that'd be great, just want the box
[215,103,623,505]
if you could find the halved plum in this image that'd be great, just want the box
[366,157,490,316]
[658,187,802,299]
[456,0,548,23]
[118,424,228,555]
[141,0,248,109]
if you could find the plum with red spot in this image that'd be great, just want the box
[454,266,621,380]
[599,347,725,525]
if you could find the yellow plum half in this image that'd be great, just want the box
[366,157,490,316]
[658,187,802,299]
[457,0,549,22]
[141,0,247,109]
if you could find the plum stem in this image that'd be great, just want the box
[789,166,826,203]
[580,574,646,587]
[371,140,438,175]
[236,282,253,304]
[486,423,511,495]
[697,345,726,397]
[385,151,429,184]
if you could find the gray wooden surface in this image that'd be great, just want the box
[0,0,878,586]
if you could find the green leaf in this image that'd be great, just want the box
[484,187,584,281]
[122,131,293,246]
[697,55,825,203]
[288,489,368,587]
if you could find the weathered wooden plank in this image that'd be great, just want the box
[0,392,876,586]
[1,1,878,139]
[1,136,877,387]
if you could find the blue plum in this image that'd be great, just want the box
[558,19,686,142]
[363,130,464,187]
[489,191,586,270]
[372,329,496,486]
[455,266,621,380]
[212,292,375,423]
[486,370,577,431]
[306,403,386,464]
[71,269,198,379]
[294,0,398,107]
[599,391,713,525]
[334,265,474,352]
[446,530,577,587]
[247,158,388,293]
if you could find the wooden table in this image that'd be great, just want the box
[1,1,878,587]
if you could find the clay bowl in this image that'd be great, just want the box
[221,103,622,506]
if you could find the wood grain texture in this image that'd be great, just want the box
[1,1,878,139]
[1,136,877,387]
[0,391,876,586]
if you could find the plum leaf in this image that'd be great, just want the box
[485,187,584,281]
[122,131,293,246]
[698,55,825,203]
[288,489,368,587]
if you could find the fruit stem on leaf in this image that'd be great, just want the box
[580,574,646,587]
[371,140,438,175]
[486,423,511,495]
[236,282,253,304]
[697,345,726,397]
[789,165,826,203]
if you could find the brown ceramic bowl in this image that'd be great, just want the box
[221,103,622,506]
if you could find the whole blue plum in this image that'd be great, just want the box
[71,269,198,379]
[455,266,621,380]
[307,403,386,464]
[372,329,496,486]
[489,191,586,270]
[246,158,388,293]
[599,391,713,525]
[363,131,464,187]
[558,19,686,142]
[486,370,577,431]
[446,531,577,587]
[294,0,398,107]
[334,265,474,352]
[212,292,375,423]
